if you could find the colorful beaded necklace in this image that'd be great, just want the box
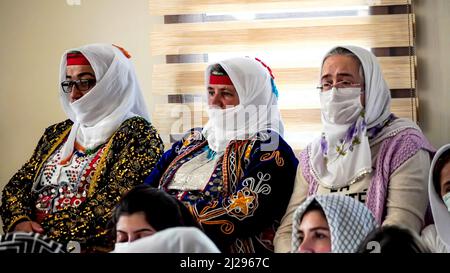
[74,142,104,157]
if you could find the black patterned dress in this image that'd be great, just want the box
[1,117,163,252]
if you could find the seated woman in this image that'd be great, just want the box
[110,184,202,242]
[0,44,164,253]
[292,194,378,253]
[112,227,220,253]
[110,184,219,253]
[359,225,430,253]
[275,45,435,252]
[421,144,450,253]
[145,57,298,253]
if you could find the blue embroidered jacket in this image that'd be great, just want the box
[145,129,298,253]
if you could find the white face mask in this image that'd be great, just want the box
[320,87,363,125]
[443,192,450,212]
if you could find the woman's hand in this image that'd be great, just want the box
[14,221,44,234]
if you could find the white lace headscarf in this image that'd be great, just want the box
[309,45,420,189]
[59,43,150,163]
[428,144,450,252]
[202,56,284,153]
[291,194,378,253]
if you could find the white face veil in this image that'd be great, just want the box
[428,144,450,251]
[309,45,420,189]
[201,57,284,153]
[58,43,150,163]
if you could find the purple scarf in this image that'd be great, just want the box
[300,128,435,224]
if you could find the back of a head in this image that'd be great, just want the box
[111,185,201,232]
[358,225,431,253]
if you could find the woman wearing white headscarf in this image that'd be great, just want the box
[0,43,164,253]
[274,45,435,252]
[112,227,220,253]
[421,144,450,252]
[292,194,378,253]
[144,56,298,253]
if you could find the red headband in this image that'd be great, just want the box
[209,75,233,85]
[67,53,90,66]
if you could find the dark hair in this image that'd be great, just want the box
[110,185,201,235]
[432,148,450,194]
[301,200,326,223]
[324,47,365,84]
[210,64,228,76]
[357,225,431,253]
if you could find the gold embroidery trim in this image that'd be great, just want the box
[88,134,115,197]
[260,151,284,167]
[6,215,32,233]
[32,126,72,183]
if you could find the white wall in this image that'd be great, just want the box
[0,0,162,230]
[0,0,163,185]
[415,0,450,148]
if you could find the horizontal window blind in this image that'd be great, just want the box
[150,0,409,16]
[152,56,413,94]
[149,0,416,151]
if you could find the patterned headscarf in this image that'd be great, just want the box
[292,195,378,253]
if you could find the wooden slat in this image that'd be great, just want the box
[152,56,415,95]
[152,98,415,135]
[150,0,410,16]
[151,14,412,56]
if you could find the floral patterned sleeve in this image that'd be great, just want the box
[39,117,164,252]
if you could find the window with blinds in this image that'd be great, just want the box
[149,0,416,152]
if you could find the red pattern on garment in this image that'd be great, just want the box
[35,146,105,223]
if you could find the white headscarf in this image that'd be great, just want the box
[112,227,221,253]
[202,57,284,153]
[291,194,378,253]
[428,144,450,251]
[309,45,420,189]
[59,43,150,163]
